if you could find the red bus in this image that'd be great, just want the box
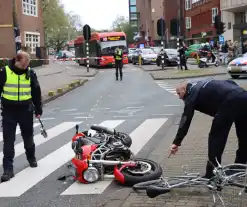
[74,32,128,67]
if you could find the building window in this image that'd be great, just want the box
[212,7,218,23]
[130,0,136,6]
[185,17,191,29]
[185,0,191,10]
[22,0,38,17]
[24,32,40,54]
[240,12,246,23]
[228,22,231,30]
[130,6,136,13]
[130,13,137,20]
[130,20,138,27]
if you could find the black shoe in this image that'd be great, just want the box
[1,169,14,182]
[116,76,118,81]
[120,76,122,81]
[28,158,38,168]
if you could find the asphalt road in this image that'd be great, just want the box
[0,64,183,207]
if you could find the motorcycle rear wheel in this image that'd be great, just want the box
[114,158,162,186]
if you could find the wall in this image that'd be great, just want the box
[185,0,220,39]
[221,11,234,41]
[0,0,16,58]
[151,0,163,40]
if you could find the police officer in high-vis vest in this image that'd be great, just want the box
[114,47,123,81]
[0,51,42,182]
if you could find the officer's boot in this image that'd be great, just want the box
[1,169,14,182]
[116,75,118,81]
[28,157,38,168]
[120,75,122,81]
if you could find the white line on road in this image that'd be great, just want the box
[40,118,55,121]
[163,105,181,107]
[90,108,110,111]
[61,118,168,195]
[152,114,174,116]
[0,122,83,197]
[61,109,77,112]
[74,116,94,119]
[0,122,82,166]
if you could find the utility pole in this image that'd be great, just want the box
[12,0,21,53]
[177,0,181,69]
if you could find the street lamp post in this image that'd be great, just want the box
[12,0,21,53]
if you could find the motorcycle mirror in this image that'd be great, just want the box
[75,124,79,134]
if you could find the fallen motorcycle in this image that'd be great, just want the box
[58,124,162,186]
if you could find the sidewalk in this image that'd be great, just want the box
[35,62,98,101]
[150,67,227,80]
[95,113,247,207]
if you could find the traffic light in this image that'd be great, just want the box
[157,18,166,36]
[218,22,226,35]
[170,19,178,36]
[83,24,91,41]
[214,15,226,35]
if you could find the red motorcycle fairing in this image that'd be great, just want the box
[72,133,85,142]
[71,158,88,183]
[81,144,98,160]
[113,163,137,185]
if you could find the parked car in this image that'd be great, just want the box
[151,47,162,54]
[227,53,247,79]
[156,48,178,66]
[185,44,200,58]
[128,48,136,63]
[132,48,157,65]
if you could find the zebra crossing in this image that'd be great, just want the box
[156,81,178,96]
[0,117,169,198]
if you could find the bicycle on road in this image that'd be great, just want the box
[133,158,247,207]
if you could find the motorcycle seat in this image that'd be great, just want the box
[90,125,115,135]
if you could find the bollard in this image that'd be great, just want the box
[48,91,55,96]
[138,54,142,65]
[57,88,63,93]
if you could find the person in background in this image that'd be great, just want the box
[114,47,123,81]
[0,51,42,182]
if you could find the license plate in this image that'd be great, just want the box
[152,59,156,61]
[231,67,241,72]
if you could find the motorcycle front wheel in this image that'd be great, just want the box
[114,158,162,186]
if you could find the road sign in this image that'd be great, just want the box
[83,24,91,41]
[219,35,224,43]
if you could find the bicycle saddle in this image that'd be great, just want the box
[90,125,115,135]
[146,186,170,198]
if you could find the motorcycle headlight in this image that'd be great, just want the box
[83,166,99,183]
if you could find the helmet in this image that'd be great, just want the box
[201,43,205,47]
[205,42,209,46]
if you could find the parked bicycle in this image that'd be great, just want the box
[133,158,247,207]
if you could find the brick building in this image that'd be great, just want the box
[184,0,220,45]
[131,0,184,47]
[0,0,45,58]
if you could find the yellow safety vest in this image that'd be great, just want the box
[2,66,32,101]
[115,49,122,60]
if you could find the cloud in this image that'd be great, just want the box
[60,0,129,29]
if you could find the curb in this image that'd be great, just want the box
[136,65,177,72]
[150,72,227,80]
[70,70,99,77]
[42,79,88,104]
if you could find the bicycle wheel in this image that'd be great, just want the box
[133,178,164,190]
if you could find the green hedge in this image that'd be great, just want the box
[0,59,43,69]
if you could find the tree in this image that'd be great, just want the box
[41,0,84,51]
[111,16,135,44]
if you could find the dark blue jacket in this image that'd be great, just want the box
[173,78,245,146]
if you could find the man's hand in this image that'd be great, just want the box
[168,144,179,157]
[35,114,41,119]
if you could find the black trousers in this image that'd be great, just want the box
[2,105,35,170]
[205,92,247,176]
[115,60,123,78]
[179,55,187,70]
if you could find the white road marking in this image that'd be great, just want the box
[61,118,168,195]
[0,122,82,166]
[0,122,83,197]
[40,118,55,121]
[74,116,94,119]
[90,108,110,111]
[0,123,40,142]
[163,105,181,107]
[61,109,77,112]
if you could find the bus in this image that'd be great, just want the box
[74,32,128,67]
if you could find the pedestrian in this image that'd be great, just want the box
[169,78,247,178]
[0,51,43,182]
[114,47,123,81]
[178,43,188,70]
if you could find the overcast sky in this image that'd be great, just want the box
[60,0,129,30]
